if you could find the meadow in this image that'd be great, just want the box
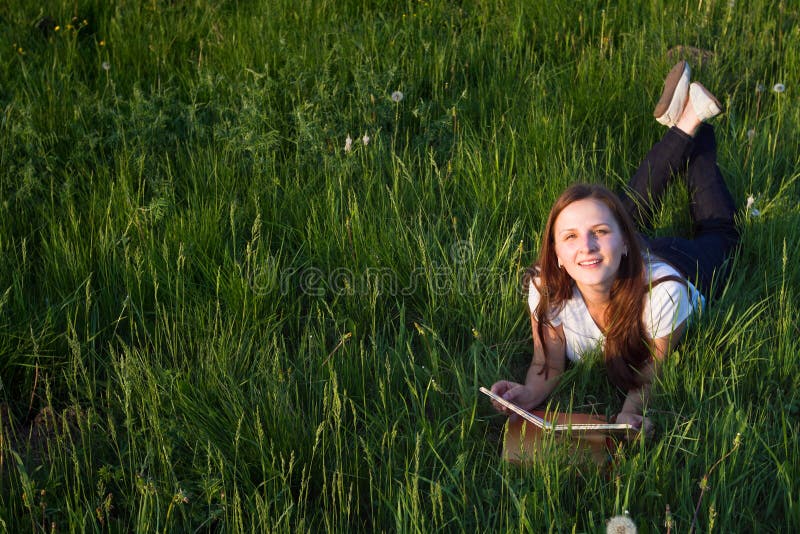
[1,0,798,531]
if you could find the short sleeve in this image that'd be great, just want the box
[528,279,562,326]
[645,280,692,339]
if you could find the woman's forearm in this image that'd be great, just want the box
[620,359,656,414]
[621,382,651,415]
[523,360,562,408]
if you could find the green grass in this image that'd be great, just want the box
[1,0,799,531]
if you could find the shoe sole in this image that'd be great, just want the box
[653,60,689,118]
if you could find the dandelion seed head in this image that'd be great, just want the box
[344,134,353,153]
[746,129,755,140]
[772,83,786,93]
[102,61,110,71]
[756,83,765,93]
[606,514,637,534]
[391,90,404,103]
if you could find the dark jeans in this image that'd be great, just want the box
[619,124,739,298]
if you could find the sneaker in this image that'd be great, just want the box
[689,82,723,121]
[654,60,691,127]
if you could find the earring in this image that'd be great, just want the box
[557,258,562,268]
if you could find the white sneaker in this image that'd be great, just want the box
[654,60,691,127]
[689,82,723,121]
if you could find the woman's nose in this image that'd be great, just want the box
[580,234,598,252]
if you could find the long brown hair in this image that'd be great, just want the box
[530,183,652,391]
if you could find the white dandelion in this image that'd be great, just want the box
[606,514,637,534]
[391,90,404,103]
[102,61,110,71]
[772,83,786,93]
[755,83,765,93]
[362,133,370,146]
[344,134,353,153]
[746,129,756,141]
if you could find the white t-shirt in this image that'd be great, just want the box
[528,259,705,362]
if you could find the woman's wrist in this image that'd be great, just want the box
[621,386,648,415]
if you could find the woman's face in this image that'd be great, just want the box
[552,198,628,296]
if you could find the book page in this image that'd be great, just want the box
[479,387,634,434]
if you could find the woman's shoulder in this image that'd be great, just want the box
[527,272,576,325]
[643,256,684,283]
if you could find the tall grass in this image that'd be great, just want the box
[1,0,798,531]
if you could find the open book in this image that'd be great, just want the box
[479,387,633,435]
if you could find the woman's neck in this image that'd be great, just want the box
[576,285,611,331]
[575,282,612,308]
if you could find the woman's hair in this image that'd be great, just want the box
[529,183,651,391]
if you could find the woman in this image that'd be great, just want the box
[490,61,739,436]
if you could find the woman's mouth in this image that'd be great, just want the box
[578,259,602,266]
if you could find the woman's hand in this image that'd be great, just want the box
[614,411,654,441]
[489,381,540,421]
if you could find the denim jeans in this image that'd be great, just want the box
[619,124,739,298]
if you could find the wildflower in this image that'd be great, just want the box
[99,39,105,46]
[664,505,674,531]
[607,514,637,534]
[746,195,761,217]
[362,133,370,146]
[54,25,60,32]
[755,84,765,93]
[344,135,352,153]
[174,488,189,504]
[746,129,755,141]
[102,61,110,71]
[391,90,404,103]
[772,83,786,93]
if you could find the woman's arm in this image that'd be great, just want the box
[490,313,567,413]
[617,320,687,432]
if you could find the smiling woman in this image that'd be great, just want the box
[490,61,740,437]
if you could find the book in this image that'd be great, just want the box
[479,386,633,434]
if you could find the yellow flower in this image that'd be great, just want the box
[99,39,105,46]
[54,25,60,32]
